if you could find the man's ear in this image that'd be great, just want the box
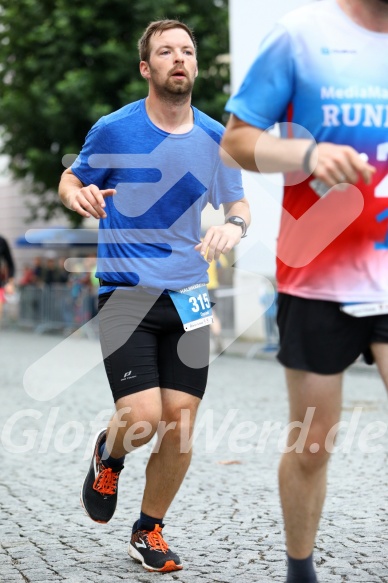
[139,61,150,80]
[195,64,199,78]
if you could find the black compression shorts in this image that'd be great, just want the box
[98,290,210,402]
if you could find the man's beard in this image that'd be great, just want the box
[150,68,195,104]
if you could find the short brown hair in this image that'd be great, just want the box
[138,19,197,62]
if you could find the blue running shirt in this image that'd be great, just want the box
[72,99,244,293]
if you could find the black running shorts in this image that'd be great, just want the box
[276,292,388,374]
[98,290,210,402]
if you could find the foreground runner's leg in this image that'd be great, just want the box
[279,369,343,583]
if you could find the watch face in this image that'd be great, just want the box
[227,216,246,236]
[228,217,243,226]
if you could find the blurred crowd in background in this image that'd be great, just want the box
[2,253,99,334]
[1,250,236,345]
[18,254,98,295]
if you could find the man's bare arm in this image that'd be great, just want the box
[220,114,375,186]
[58,168,116,219]
[195,197,251,262]
[223,197,251,226]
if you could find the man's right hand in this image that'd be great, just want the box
[67,184,116,219]
[58,168,116,219]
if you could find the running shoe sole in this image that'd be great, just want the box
[128,543,183,572]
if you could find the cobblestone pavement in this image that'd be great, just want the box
[1,329,388,582]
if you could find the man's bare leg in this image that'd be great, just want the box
[141,389,201,518]
[371,343,388,390]
[279,369,343,580]
[103,387,200,519]
[125,389,200,572]
[105,387,163,458]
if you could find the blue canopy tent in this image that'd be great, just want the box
[16,227,98,248]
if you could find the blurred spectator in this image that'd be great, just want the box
[56,257,69,284]
[82,255,99,319]
[0,234,16,325]
[42,257,61,285]
[19,264,36,287]
[32,256,44,285]
[207,254,228,353]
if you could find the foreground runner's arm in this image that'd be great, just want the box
[195,197,251,262]
[59,168,116,220]
[221,115,376,187]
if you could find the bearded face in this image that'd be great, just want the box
[142,28,198,104]
[148,62,196,101]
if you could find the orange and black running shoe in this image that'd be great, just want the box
[128,524,183,572]
[80,428,123,523]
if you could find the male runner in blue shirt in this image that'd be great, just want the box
[59,19,250,573]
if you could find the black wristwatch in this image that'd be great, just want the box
[225,215,247,238]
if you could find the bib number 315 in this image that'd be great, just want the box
[168,284,213,331]
[189,292,211,313]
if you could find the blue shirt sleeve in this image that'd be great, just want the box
[225,24,295,129]
[71,118,111,189]
[209,160,244,210]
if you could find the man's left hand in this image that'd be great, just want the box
[195,223,243,262]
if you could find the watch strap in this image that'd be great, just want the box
[225,215,247,238]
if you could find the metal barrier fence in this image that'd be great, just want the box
[11,284,234,337]
[4,285,276,348]
[214,286,279,352]
[3,284,233,337]
[212,286,234,334]
[17,284,97,335]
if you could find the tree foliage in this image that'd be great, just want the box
[0,0,230,226]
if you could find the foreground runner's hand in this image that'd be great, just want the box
[195,223,242,262]
[309,143,376,188]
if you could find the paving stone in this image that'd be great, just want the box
[1,329,388,581]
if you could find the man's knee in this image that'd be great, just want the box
[157,398,200,451]
[163,400,199,431]
[292,424,333,473]
[110,402,161,450]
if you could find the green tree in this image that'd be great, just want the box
[0,0,230,226]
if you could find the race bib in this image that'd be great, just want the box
[340,302,388,317]
[168,284,213,331]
